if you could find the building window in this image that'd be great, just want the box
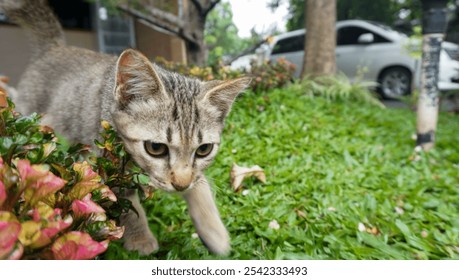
[49,0,93,30]
[0,0,93,30]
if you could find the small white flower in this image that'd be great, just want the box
[242,189,250,196]
[395,206,404,215]
[268,219,280,230]
[358,222,366,232]
[421,230,428,238]
[414,145,423,153]
[411,134,417,141]
[231,149,237,154]
[191,233,199,239]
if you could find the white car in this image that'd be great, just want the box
[229,54,256,71]
[267,20,459,99]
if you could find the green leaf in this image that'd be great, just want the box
[395,219,411,238]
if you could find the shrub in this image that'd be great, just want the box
[155,57,297,93]
[291,74,385,108]
[0,96,148,259]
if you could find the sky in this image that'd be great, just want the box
[227,0,289,38]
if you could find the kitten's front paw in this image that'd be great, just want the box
[123,233,159,256]
[200,228,231,256]
[207,239,231,256]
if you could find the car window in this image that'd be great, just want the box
[271,34,305,55]
[337,26,390,46]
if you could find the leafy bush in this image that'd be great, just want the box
[155,57,242,81]
[155,57,296,93]
[292,74,384,108]
[0,97,148,260]
[248,58,296,93]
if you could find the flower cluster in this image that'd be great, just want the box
[248,58,296,93]
[0,96,126,260]
[0,158,123,260]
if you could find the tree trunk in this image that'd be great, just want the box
[301,0,336,78]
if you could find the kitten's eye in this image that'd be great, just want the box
[144,141,168,157]
[195,144,214,158]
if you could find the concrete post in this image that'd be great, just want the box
[416,0,448,151]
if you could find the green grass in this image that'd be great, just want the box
[102,86,459,260]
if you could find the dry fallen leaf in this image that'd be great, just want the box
[394,206,404,215]
[39,125,54,134]
[143,188,155,200]
[230,163,266,191]
[294,208,307,219]
[366,227,380,235]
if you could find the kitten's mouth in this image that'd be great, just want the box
[147,179,174,193]
[171,183,190,192]
[147,180,194,193]
[147,175,199,193]
[169,181,197,193]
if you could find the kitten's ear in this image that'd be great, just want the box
[201,77,251,118]
[114,49,165,107]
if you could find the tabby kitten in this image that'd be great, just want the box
[0,0,249,256]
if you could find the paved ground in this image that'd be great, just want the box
[382,100,409,109]
[382,96,458,112]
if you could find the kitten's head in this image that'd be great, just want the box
[111,49,250,193]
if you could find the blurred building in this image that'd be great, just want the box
[0,0,187,85]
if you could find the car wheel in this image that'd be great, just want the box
[378,67,412,99]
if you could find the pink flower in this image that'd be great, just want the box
[71,194,105,218]
[73,161,99,182]
[93,220,124,241]
[68,162,102,200]
[17,160,66,206]
[52,231,109,260]
[24,203,73,249]
[17,159,46,182]
[0,211,22,260]
[29,218,72,249]
[99,185,117,202]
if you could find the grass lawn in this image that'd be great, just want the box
[103,86,459,260]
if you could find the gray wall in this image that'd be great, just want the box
[0,25,98,86]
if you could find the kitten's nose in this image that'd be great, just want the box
[170,168,192,191]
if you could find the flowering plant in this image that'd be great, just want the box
[0,96,130,260]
